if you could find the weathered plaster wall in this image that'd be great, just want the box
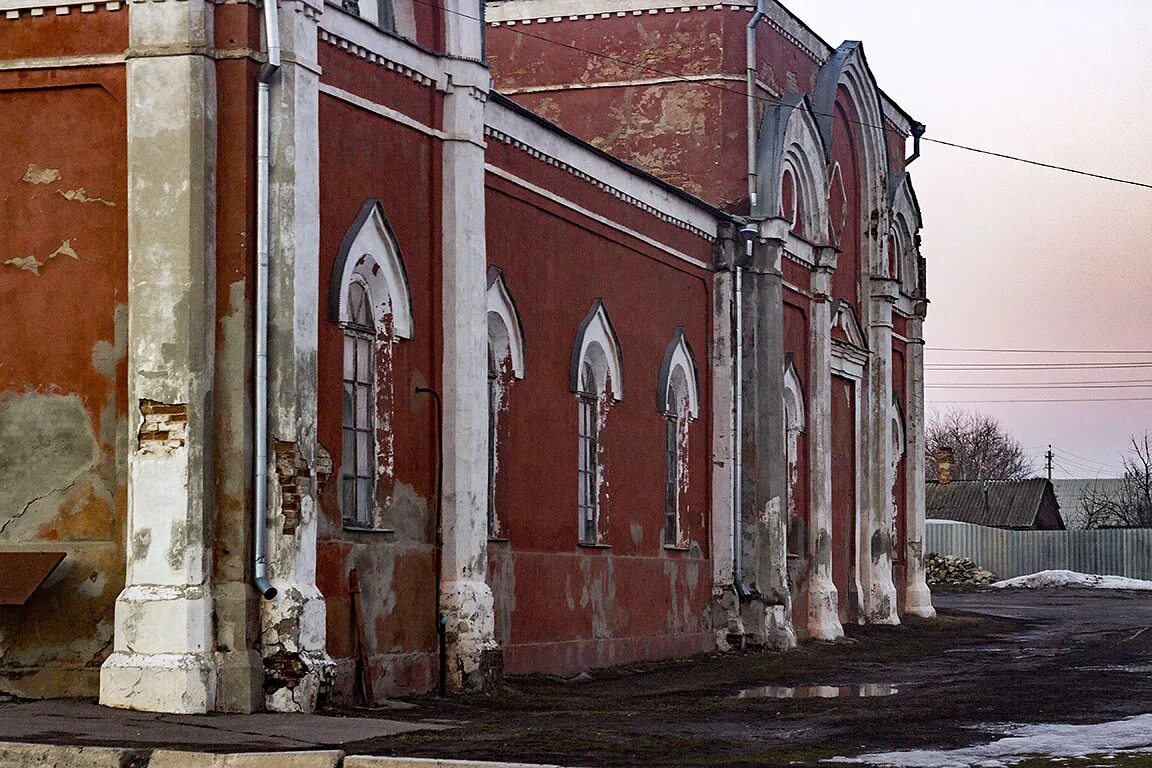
[315,57,443,700]
[781,289,810,632]
[0,20,129,694]
[484,155,715,676]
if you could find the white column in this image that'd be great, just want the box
[863,276,899,624]
[101,0,219,713]
[805,248,843,641]
[903,313,935,617]
[710,224,740,648]
[261,0,335,713]
[439,59,499,692]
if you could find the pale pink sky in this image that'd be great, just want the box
[788,0,1152,478]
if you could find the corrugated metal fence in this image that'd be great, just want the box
[926,520,1152,580]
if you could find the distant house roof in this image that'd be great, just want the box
[1051,478,1128,529]
[926,479,1066,530]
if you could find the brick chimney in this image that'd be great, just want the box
[936,447,954,485]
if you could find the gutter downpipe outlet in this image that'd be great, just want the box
[905,121,926,165]
[735,0,767,599]
[253,0,282,602]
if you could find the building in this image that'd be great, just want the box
[927,479,1066,531]
[0,0,932,714]
[1052,478,1127,529]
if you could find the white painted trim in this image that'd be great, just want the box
[782,358,805,434]
[335,202,414,339]
[661,331,700,418]
[574,301,624,401]
[318,82,446,139]
[498,73,746,94]
[0,0,117,11]
[487,270,526,379]
[485,100,719,241]
[485,0,830,62]
[317,12,443,88]
[485,164,711,269]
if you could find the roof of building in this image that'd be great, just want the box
[1051,478,1128,529]
[926,478,1065,530]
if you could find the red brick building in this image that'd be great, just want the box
[0,0,931,713]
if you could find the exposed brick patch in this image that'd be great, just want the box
[137,400,187,453]
[274,441,311,535]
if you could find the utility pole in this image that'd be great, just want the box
[1046,445,1054,482]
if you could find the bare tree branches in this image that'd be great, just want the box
[925,409,1035,482]
[1080,432,1152,528]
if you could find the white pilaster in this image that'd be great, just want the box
[805,249,843,641]
[903,314,935,617]
[440,59,499,692]
[101,0,220,713]
[863,276,900,625]
[261,0,335,713]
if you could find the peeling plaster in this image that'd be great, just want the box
[3,239,81,277]
[56,188,116,207]
[20,163,60,185]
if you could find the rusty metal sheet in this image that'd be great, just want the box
[0,551,66,605]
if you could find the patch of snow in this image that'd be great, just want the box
[825,714,1152,767]
[991,570,1152,590]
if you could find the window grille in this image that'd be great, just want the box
[664,413,680,545]
[487,352,498,536]
[577,362,599,543]
[342,281,375,526]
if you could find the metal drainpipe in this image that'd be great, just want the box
[735,0,766,598]
[253,0,281,601]
[905,122,926,165]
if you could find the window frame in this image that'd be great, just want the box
[341,279,377,528]
[577,361,600,545]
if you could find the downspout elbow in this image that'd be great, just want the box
[905,121,926,165]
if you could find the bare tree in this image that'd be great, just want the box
[925,409,1034,482]
[1079,432,1152,528]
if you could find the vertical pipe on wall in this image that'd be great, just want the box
[253,0,282,601]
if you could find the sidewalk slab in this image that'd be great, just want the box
[0,741,146,768]
[149,749,343,767]
[0,701,450,752]
[346,759,570,768]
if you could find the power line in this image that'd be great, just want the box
[927,363,1152,370]
[929,395,1152,404]
[927,347,1152,355]
[413,0,1152,190]
[927,382,1152,390]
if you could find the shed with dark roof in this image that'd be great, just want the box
[926,479,1065,530]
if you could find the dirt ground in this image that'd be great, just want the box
[335,588,1152,767]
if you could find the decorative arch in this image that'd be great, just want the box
[782,356,806,435]
[813,41,891,273]
[487,267,526,379]
[888,171,923,289]
[891,395,906,461]
[753,93,831,243]
[570,299,624,401]
[329,199,413,340]
[656,327,700,418]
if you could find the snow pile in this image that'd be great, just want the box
[826,713,1152,767]
[991,569,1152,590]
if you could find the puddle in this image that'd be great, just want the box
[737,684,898,699]
[1075,664,1152,674]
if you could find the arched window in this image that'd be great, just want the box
[657,328,700,547]
[486,268,526,540]
[782,357,807,556]
[343,280,376,526]
[577,361,599,544]
[571,300,623,544]
[330,200,412,529]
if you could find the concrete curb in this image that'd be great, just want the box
[0,744,572,768]
[149,750,344,768]
[0,742,148,768]
[345,760,569,768]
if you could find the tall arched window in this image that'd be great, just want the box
[657,328,700,547]
[486,268,526,539]
[330,200,413,530]
[343,280,376,526]
[577,361,599,543]
[571,300,624,545]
